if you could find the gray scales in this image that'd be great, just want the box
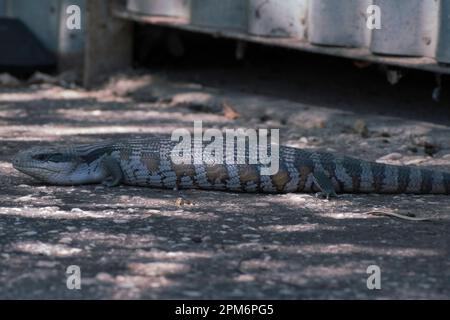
[12,138,450,197]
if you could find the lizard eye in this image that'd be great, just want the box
[32,153,70,162]
[47,153,71,162]
[32,154,50,161]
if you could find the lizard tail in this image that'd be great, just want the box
[353,161,450,194]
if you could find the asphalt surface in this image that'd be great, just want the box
[0,51,449,299]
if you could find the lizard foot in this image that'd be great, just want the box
[312,171,338,200]
[314,191,339,200]
[102,176,121,187]
[101,156,123,187]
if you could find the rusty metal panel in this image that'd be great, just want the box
[191,0,247,30]
[127,0,190,18]
[247,0,307,39]
[309,0,371,47]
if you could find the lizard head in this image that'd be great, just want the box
[12,145,107,185]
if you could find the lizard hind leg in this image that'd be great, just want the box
[312,171,338,199]
[101,156,124,187]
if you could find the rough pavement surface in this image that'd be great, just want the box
[0,64,449,299]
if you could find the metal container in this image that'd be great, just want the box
[5,0,61,53]
[0,1,5,16]
[370,0,439,57]
[436,0,450,64]
[2,0,85,70]
[127,0,190,18]
[247,0,308,39]
[190,0,247,30]
[309,0,371,47]
[118,0,450,74]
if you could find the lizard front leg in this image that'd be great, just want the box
[101,156,123,187]
[312,171,338,199]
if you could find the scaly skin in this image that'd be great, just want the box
[12,138,450,195]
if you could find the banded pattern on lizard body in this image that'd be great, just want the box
[12,138,450,195]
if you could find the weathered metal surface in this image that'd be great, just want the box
[83,0,132,88]
[0,17,56,73]
[57,0,86,70]
[309,0,371,47]
[114,6,450,75]
[0,1,5,16]
[4,0,60,52]
[190,0,247,30]
[247,0,307,39]
[3,0,450,75]
[0,0,85,71]
[127,0,190,19]
[114,1,450,75]
[370,0,438,57]
[436,0,450,64]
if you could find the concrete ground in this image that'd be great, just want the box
[0,51,449,299]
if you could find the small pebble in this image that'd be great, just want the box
[378,152,402,161]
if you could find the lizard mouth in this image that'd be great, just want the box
[13,152,62,175]
[13,163,61,174]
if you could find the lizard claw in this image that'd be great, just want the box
[312,171,338,200]
[101,156,123,187]
[102,176,120,187]
[315,191,338,200]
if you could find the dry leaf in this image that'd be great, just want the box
[222,101,240,120]
[176,197,193,206]
[353,60,372,69]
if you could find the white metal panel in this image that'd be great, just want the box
[308,0,371,47]
[247,0,308,39]
[120,0,450,73]
[370,0,439,57]
[127,0,190,18]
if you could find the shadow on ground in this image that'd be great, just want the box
[1,47,450,298]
